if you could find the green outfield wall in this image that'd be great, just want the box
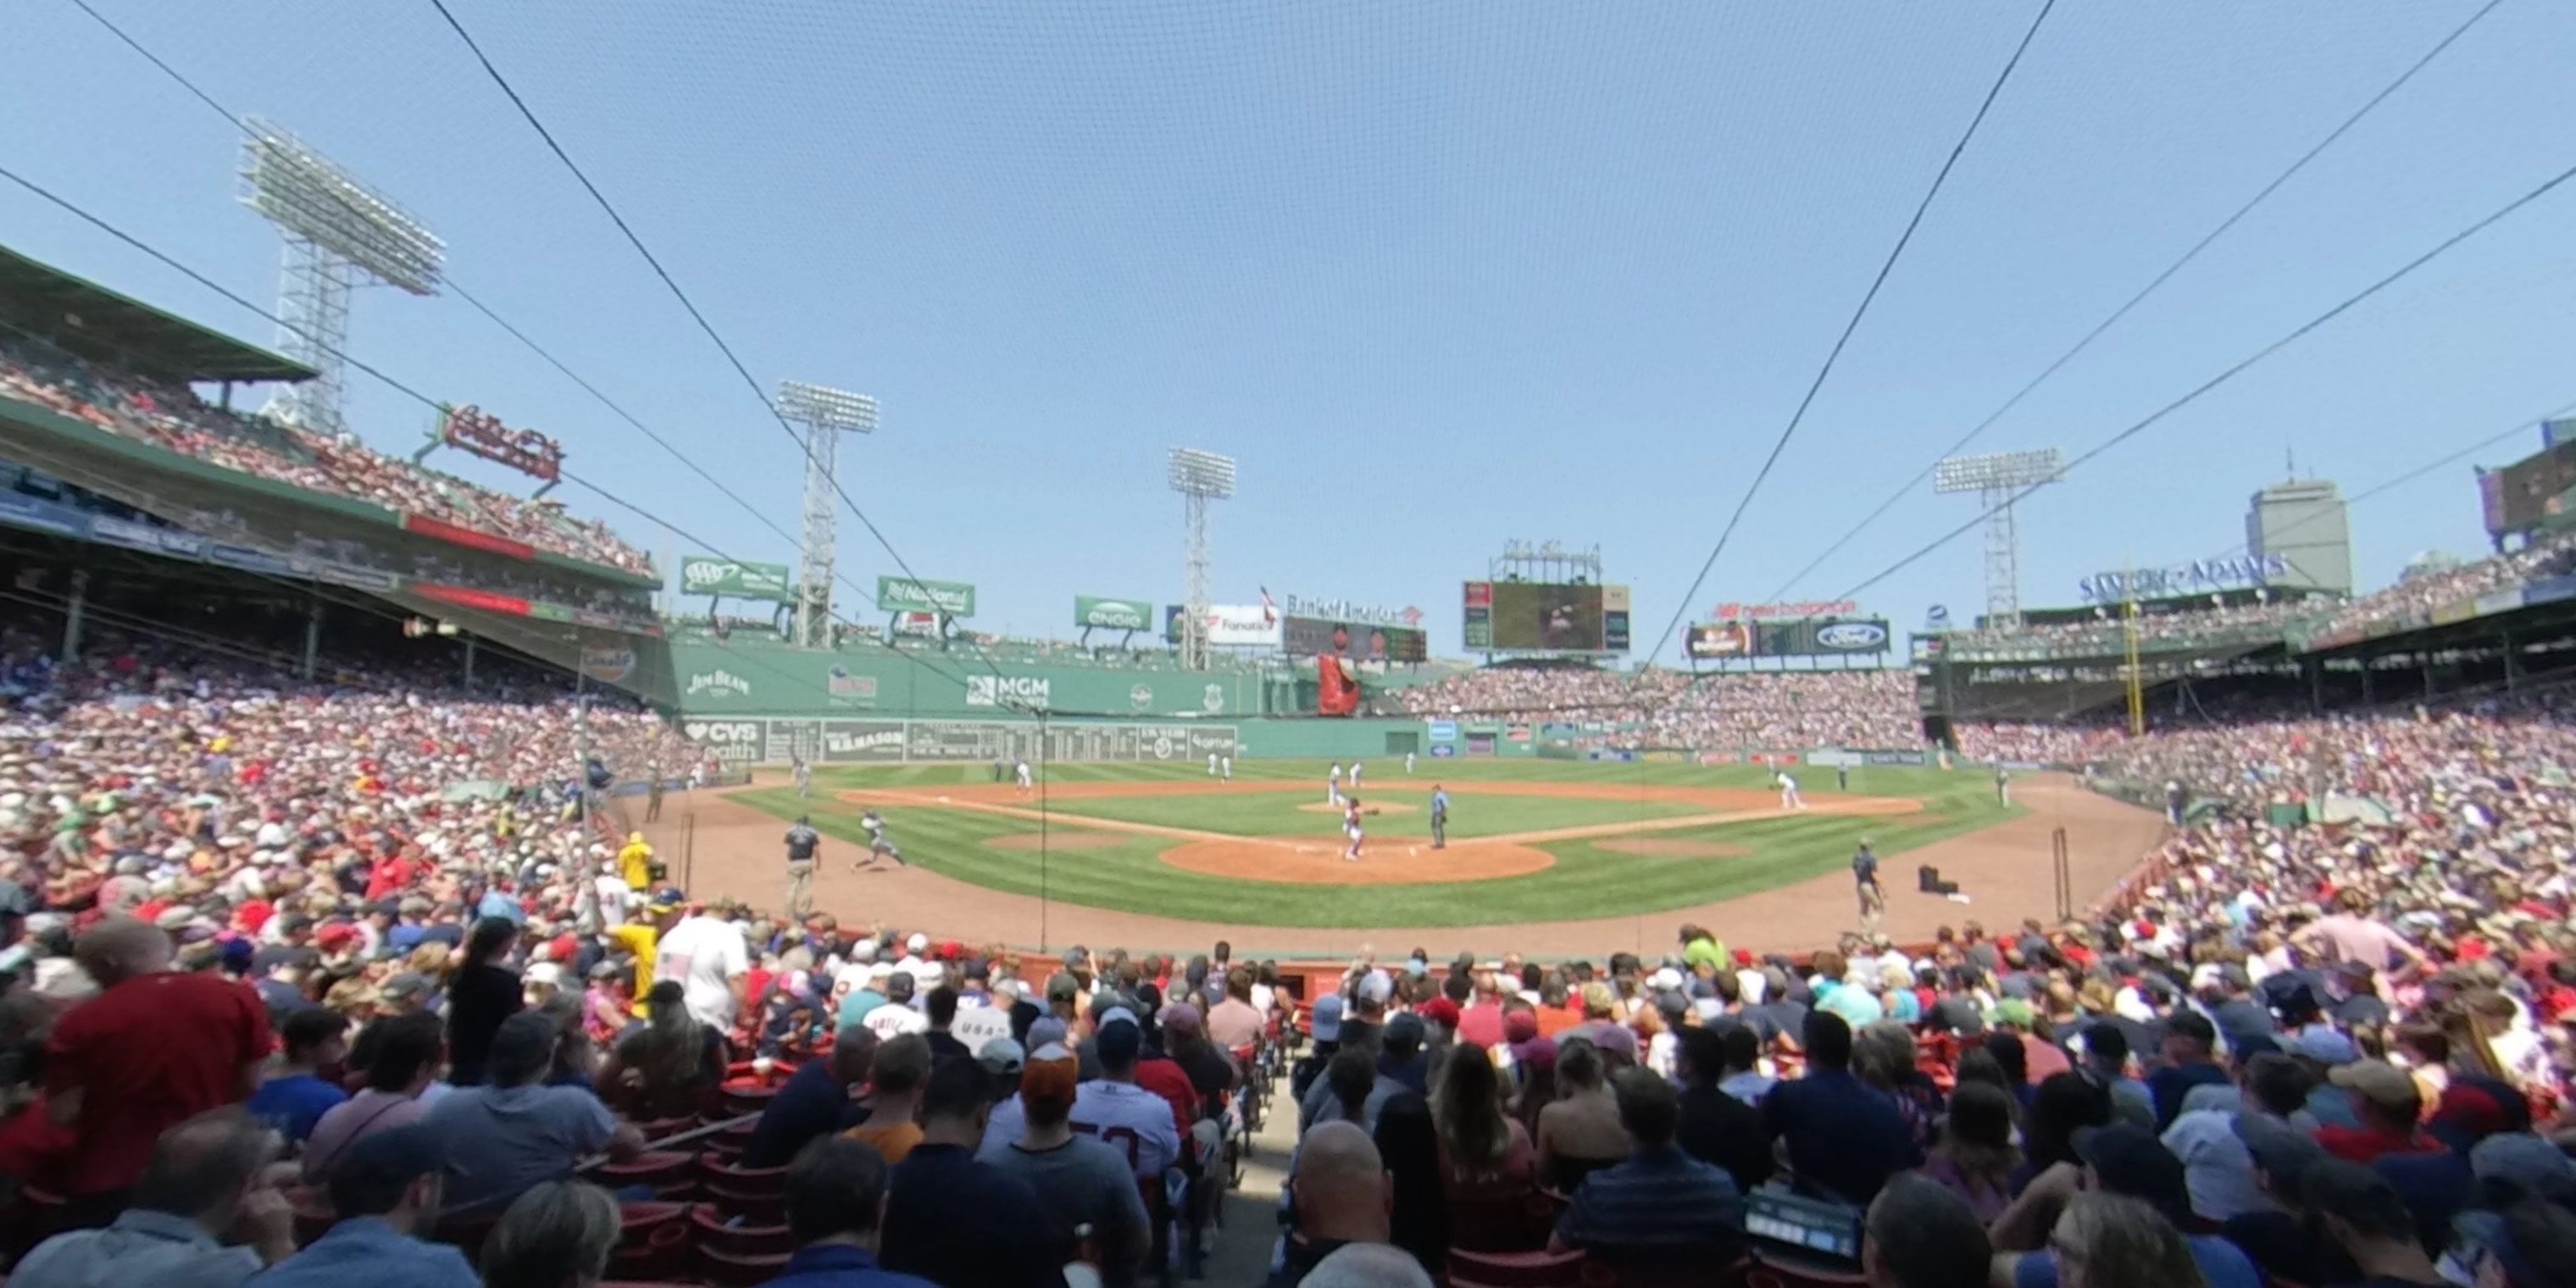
[660,638,1296,720]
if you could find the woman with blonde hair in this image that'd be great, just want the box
[602,980,723,1117]
[2045,1192,2208,1288]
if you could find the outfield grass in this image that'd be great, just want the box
[733,759,2011,928]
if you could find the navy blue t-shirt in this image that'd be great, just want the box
[1761,1069,1920,1206]
[248,1072,347,1143]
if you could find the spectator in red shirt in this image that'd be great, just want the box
[43,917,274,1224]
[2313,1060,2443,1164]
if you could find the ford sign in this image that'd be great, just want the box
[1815,621,1890,651]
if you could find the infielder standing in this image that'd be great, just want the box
[1429,784,1449,850]
[1350,761,1364,791]
[1015,759,1033,796]
[1327,763,1344,805]
[1777,770,1804,811]
[1994,765,2012,808]
[793,756,813,798]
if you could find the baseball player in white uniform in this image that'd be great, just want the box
[1219,754,1232,781]
[1327,763,1343,805]
[1208,751,1219,776]
[1350,761,1364,791]
[1015,759,1033,795]
[1777,771,1804,811]
[1405,751,1416,774]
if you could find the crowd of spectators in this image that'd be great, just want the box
[0,337,654,576]
[1393,666,1920,751]
[1946,596,2329,655]
[2313,530,2576,643]
[2,614,2575,1287]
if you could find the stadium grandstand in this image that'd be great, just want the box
[5,4,2576,1288]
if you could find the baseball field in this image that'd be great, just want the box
[675,759,2169,955]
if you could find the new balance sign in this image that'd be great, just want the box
[966,675,1052,708]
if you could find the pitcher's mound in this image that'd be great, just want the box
[1161,837,1553,886]
[985,830,1127,852]
[1296,800,1416,816]
[1597,838,1748,858]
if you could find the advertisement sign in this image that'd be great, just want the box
[1165,602,1282,647]
[436,404,564,482]
[679,718,767,765]
[1736,618,1892,656]
[92,514,204,559]
[685,669,754,699]
[965,675,1052,708]
[1282,615,1429,662]
[680,556,794,602]
[1713,599,1857,620]
[0,491,87,536]
[1463,581,1631,652]
[580,647,637,684]
[1685,622,1754,659]
[2077,556,2287,604]
[876,575,976,617]
[824,663,878,707]
[1426,720,1458,742]
[819,719,908,763]
[1430,743,1457,758]
[1074,596,1156,631]
[402,514,535,561]
[1277,594,1423,627]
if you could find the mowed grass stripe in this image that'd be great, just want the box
[735,764,2011,928]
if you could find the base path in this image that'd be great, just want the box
[665,773,2162,958]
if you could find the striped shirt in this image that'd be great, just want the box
[1555,1146,1746,1258]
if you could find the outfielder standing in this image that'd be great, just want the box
[1327,763,1344,805]
[1208,751,1219,776]
[783,814,822,919]
[1405,751,1416,774]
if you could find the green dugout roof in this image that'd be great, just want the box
[0,244,319,384]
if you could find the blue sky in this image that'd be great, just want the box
[4,1,2573,659]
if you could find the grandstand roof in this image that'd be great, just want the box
[0,246,319,385]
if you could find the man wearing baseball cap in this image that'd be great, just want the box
[1069,1012,1182,1183]
[986,1044,1150,1286]
[2316,1059,2440,1163]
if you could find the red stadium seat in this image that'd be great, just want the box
[609,1217,691,1282]
[688,1202,796,1256]
[1446,1188,1557,1253]
[596,1152,699,1200]
[1445,1247,1605,1288]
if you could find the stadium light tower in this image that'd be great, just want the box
[1934,447,2062,630]
[1168,447,1235,671]
[779,380,879,649]
[237,119,444,439]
